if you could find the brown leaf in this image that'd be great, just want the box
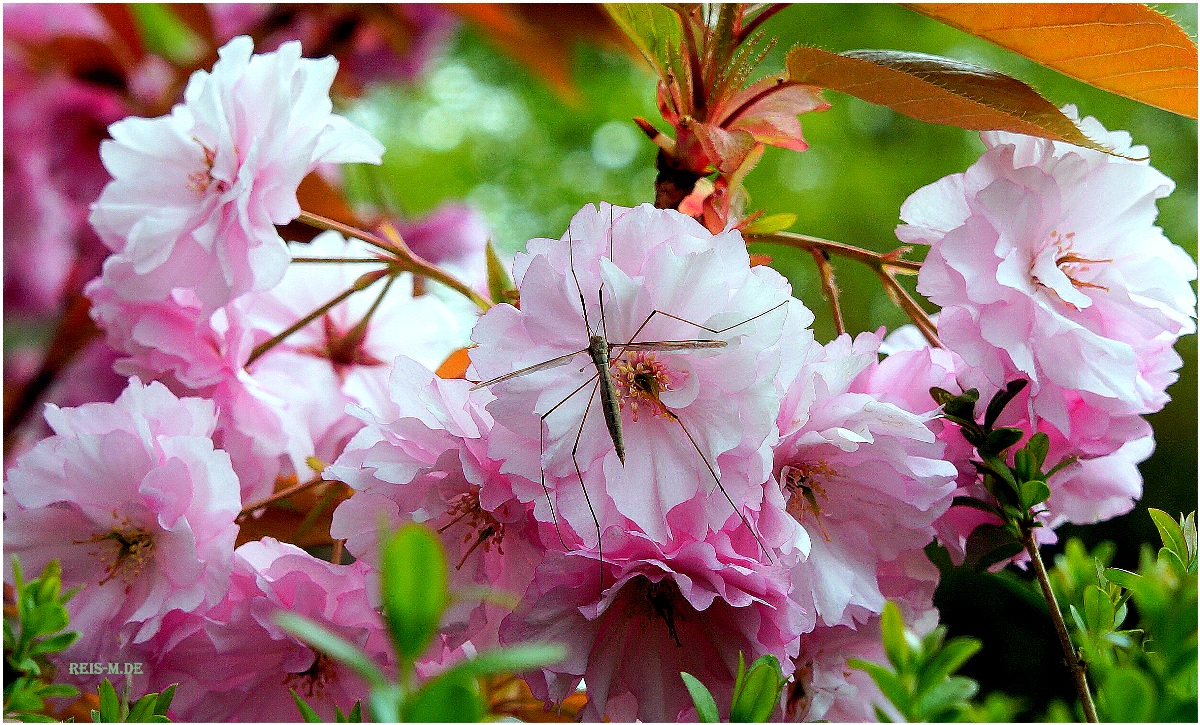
[279,172,366,243]
[786,47,1116,154]
[906,3,1198,119]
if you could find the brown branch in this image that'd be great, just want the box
[808,249,846,336]
[238,473,327,519]
[297,211,493,311]
[1023,526,1100,723]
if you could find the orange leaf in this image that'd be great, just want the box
[786,47,1116,154]
[906,3,1198,119]
[436,347,474,380]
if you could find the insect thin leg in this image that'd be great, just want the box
[672,412,775,563]
[570,380,605,592]
[567,228,593,336]
[539,371,601,550]
[623,298,791,346]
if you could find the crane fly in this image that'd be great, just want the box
[470,210,787,580]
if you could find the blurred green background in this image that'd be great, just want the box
[340,4,1196,716]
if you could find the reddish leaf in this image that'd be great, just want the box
[721,79,830,153]
[279,172,367,243]
[907,3,1198,119]
[448,3,635,102]
[786,47,1116,153]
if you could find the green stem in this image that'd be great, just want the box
[1022,526,1100,723]
[297,211,493,311]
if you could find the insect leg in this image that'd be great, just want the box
[622,298,791,346]
[671,411,775,563]
[538,371,601,550]
[569,379,605,591]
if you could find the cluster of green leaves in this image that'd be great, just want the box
[849,601,984,723]
[278,523,565,722]
[933,381,1074,565]
[91,678,175,723]
[1047,510,1198,722]
[3,558,80,722]
[681,652,787,722]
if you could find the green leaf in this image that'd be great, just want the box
[1023,432,1050,470]
[605,3,684,79]
[369,685,403,724]
[1099,667,1157,722]
[485,240,515,304]
[915,676,978,719]
[127,692,158,723]
[1149,508,1189,564]
[729,655,785,722]
[403,671,484,723]
[879,602,909,668]
[346,701,363,723]
[680,672,720,723]
[1082,585,1116,634]
[984,379,1027,429]
[731,650,747,706]
[39,683,80,699]
[275,612,388,690]
[950,495,1002,518]
[292,690,323,723]
[742,213,798,235]
[97,679,121,723]
[437,642,566,681]
[919,637,982,690]
[848,658,909,712]
[1019,480,1052,509]
[127,4,204,64]
[154,684,176,717]
[32,631,78,655]
[983,427,1024,457]
[379,523,449,663]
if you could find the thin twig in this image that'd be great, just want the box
[245,269,387,367]
[752,230,937,343]
[291,257,388,264]
[808,249,846,336]
[238,474,327,519]
[1023,526,1100,723]
[881,270,941,348]
[297,211,492,311]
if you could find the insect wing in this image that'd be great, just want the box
[616,340,728,353]
[470,348,588,390]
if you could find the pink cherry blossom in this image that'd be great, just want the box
[872,326,1152,566]
[774,331,958,628]
[88,35,384,309]
[470,202,797,550]
[3,379,240,678]
[500,530,806,722]
[3,64,123,318]
[327,356,545,653]
[138,538,391,722]
[788,550,939,722]
[86,230,475,501]
[904,107,1196,452]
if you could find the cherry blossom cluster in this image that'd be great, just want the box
[3,36,1194,723]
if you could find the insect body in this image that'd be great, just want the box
[469,203,790,570]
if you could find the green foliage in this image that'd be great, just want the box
[1043,510,1199,722]
[3,557,81,722]
[91,678,176,723]
[848,602,983,722]
[279,523,565,722]
[681,652,787,722]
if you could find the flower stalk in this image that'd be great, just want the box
[1021,525,1100,723]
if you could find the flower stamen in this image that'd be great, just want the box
[439,488,506,570]
[611,351,681,422]
[782,462,834,542]
[77,518,157,590]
